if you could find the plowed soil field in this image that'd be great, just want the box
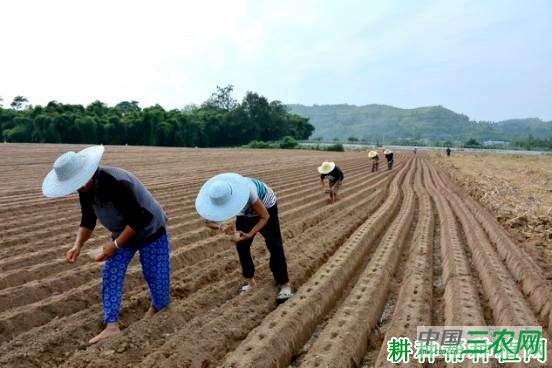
[1,144,550,368]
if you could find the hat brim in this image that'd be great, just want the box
[42,145,104,198]
[195,173,251,222]
[317,162,335,174]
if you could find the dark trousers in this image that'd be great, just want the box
[235,204,289,285]
[371,160,379,172]
[387,159,393,170]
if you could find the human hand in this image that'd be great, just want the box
[220,223,235,235]
[95,243,118,262]
[232,231,252,243]
[66,244,81,263]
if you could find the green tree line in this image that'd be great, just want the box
[508,136,552,150]
[0,86,314,147]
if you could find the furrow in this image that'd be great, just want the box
[218,159,413,368]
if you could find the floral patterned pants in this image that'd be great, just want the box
[102,233,170,323]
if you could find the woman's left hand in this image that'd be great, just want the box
[233,231,253,243]
[95,243,118,262]
[220,223,235,235]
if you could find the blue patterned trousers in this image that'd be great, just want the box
[102,233,171,323]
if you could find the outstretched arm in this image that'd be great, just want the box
[66,226,93,263]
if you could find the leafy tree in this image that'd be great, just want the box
[76,116,98,143]
[32,114,54,142]
[464,138,481,147]
[203,85,237,111]
[86,101,108,117]
[287,113,313,140]
[102,115,125,144]
[245,140,276,149]
[44,124,61,143]
[10,96,29,110]
[5,116,32,141]
[325,143,344,152]
[241,92,272,141]
[279,136,298,149]
[0,86,314,147]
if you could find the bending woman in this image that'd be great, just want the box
[318,161,344,204]
[196,173,293,303]
[42,146,170,344]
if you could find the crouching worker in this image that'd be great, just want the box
[318,161,344,204]
[195,173,293,304]
[42,146,170,344]
[369,150,379,172]
[384,149,394,170]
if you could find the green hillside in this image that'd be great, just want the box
[287,104,552,143]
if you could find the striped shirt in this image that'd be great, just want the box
[239,178,277,217]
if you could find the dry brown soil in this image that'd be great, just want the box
[0,144,550,368]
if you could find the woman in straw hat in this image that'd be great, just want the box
[368,150,379,172]
[384,149,394,170]
[318,161,344,204]
[196,173,293,303]
[42,146,170,344]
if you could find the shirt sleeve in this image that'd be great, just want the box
[79,191,97,230]
[101,172,153,232]
[249,183,259,204]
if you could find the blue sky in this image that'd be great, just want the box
[1,0,551,121]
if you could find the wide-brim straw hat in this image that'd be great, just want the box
[368,150,378,158]
[42,145,104,198]
[195,172,251,222]
[317,161,335,174]
[384,149,393,155]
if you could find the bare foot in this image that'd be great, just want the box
[88,323,121,344]
[144,305,157,319]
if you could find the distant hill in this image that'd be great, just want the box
[287,104,552,143]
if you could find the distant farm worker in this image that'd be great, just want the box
[384,149,394,170]
[42,146,170,344]
[196,173,293,304]
[368,150,379,172]
[318,161,344,204]
[446,147,451,157]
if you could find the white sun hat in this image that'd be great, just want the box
[42,145,104,198]
[317,161,335,174]
[368,150,378,158]
[195,173,251,222]
[384,149,393,155]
